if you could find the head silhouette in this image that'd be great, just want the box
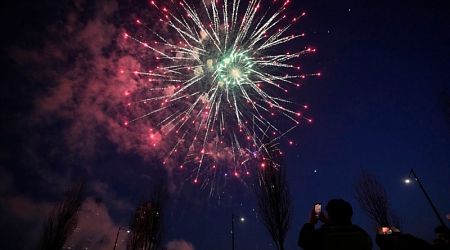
[326,199,353,225]
[435,225,450,240]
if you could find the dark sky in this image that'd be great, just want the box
[1,0,450,250]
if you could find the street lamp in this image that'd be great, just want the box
[113,226,130,250]
[231,213,246,250]
[404,169,447,228]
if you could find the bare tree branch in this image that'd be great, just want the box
[127,180,166,250]
[254,144,292,250]
[38,181,84,250]
[353,170,397,227]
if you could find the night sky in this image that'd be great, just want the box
[1,0,450,250]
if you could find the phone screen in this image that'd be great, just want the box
[380,227,393,235]
[314,203,321,216]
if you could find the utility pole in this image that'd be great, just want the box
[113,227,130,250]
[408,169,447,228]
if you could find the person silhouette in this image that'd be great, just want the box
[432,225,450,250]
[298,199,372,250]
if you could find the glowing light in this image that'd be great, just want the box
[124,0,316,185]
[216,51,252,87]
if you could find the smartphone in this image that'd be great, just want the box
[314,203,321,217]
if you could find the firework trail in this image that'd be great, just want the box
[122,0,318,190]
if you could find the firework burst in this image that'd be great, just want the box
[122,0,318,190]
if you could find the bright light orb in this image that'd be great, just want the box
[230,68,241,79]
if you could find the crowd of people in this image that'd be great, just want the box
[298,199,450,250]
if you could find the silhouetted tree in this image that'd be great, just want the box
[127,180,166,250]
[38,182,84,250]
[354,170,397,227]
[254,145,292,250]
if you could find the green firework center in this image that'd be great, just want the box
[215,51,253,87]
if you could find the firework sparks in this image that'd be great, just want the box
[123,0,318,189]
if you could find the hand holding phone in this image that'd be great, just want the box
[378,227,393,235]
